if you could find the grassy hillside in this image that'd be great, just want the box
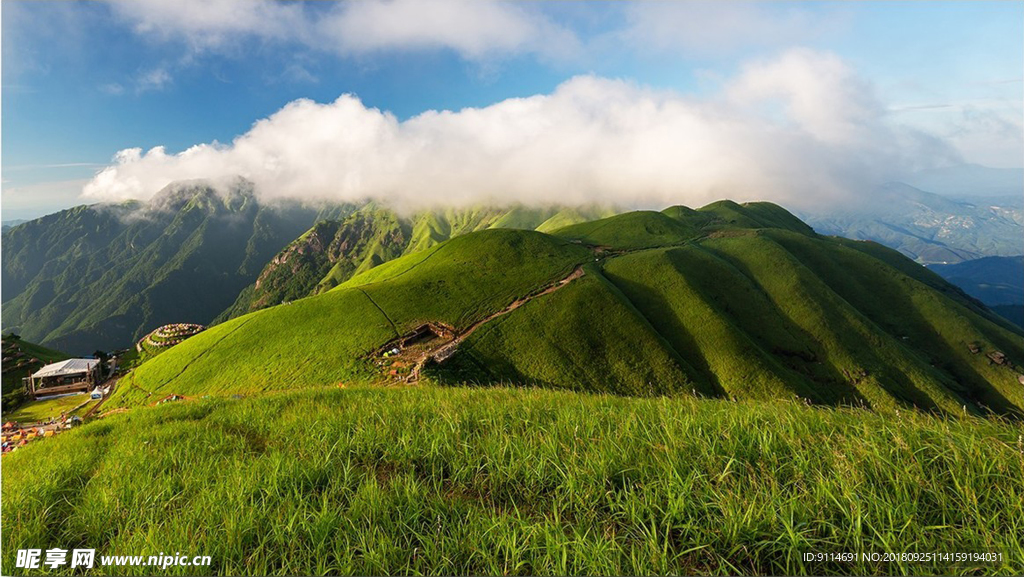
[221,204,615,320]
[552,210,702,250]
[4,392,95,424]
[1,336,69,413]
[3,386,1022,575]
[107,202,1024,418]
[698,200,817,235]
[112,230,590,407]
[435,267,709,396]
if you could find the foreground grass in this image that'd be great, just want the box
[3,385,1022,575]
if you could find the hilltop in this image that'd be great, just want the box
[110,201,1024,417]
[218,204,615,320]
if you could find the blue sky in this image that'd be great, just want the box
[2,1,1022,219]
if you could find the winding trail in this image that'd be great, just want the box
[404,265,585,381]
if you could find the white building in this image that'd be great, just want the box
[24,359,101,398]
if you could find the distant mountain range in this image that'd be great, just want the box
[1,181,350,353]
[803,183,1023,264]
[929,256,1024,329]
[1,219,28,232]
[3,175,1021,354]
[929,256,1024,306]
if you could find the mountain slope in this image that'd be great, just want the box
[111,202,1024,417]
[1,181,350,353]
[220,204,613,319]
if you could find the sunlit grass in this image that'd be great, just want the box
[3,394,94,423]
[4,385,1022,575]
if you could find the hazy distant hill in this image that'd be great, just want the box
[929,256,1024,305]
[1,180,351,353]
[1,219,28,232]
[929,256,1024,329]
[906,163,1023,198]
[804,183,1023,264]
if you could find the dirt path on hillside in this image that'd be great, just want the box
[381,266,585,383]
[82,376,119,418]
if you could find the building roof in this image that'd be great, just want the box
[31,358,99,379]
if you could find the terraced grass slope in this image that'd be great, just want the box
[113,202,1024,417]
[4,386,1023,575]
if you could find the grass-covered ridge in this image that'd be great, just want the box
[220,204,617,319]
[3,385,1022,576]
[112,230,589,406]
[111,201,1024,417]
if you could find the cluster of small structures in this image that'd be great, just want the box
[375,323,455,382]
[967,342,1024,386]
[2,340,43,380]
[139,323,205,351]
[23,359,104,399]
[1,416,82,455]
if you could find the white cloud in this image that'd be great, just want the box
[618,1,848,57]
[107,0,310,50]
[82,49,960,211]
[318,0,579,61]
[105,0,579,62]
[99,82,126,95]
[135,68,172,93]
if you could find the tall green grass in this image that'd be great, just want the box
[4,386,1022,575]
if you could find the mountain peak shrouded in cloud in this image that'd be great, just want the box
[81,49,959,212]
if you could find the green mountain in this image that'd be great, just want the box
[110,201,1024,417]
[1,180,352,354]
[219,204,616,320]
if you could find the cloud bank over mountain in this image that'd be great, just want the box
[82,49,958,211]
